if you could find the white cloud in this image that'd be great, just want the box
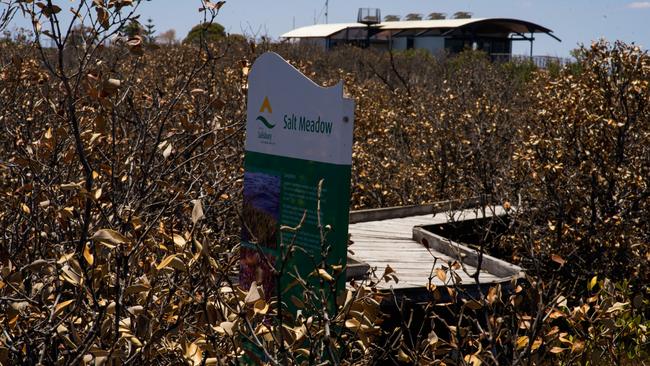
[627,1,650,8]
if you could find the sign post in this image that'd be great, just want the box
[240,52,355,315]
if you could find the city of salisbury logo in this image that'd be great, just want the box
[256,96,275,129]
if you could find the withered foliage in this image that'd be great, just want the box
[0,2,648,363]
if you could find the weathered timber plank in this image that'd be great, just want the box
[349,197,482,224]
[347,204,522,292]
[412,227,524,279]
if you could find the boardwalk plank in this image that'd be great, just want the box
[348,205,521,291]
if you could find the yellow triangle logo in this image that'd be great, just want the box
[259,96,273,114]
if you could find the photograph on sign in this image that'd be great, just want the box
[241,171,280,249]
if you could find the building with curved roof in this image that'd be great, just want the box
[281,17,560,59]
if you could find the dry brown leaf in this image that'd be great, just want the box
[156,254,177,270]
[95,6,109,29]
[487,286,499,304]
[427,330,439,346]
[516,335,529,350]
[127,306,143,316]
[436,268,447,282]
[92,229,129,247]
[60,182,82,191]
[162,143,172,158]
[295,349,310,357]
[130,337,142,347]
[606,302,629,314]
[191,199,204,224]
[345,318,360,331]
[173,234,187,248]
[551,254,565,266]
[397,348,411,363]
[382,264,395,277]
[83,243,94,266]
[253,299,268,315]
[184,341,202,365]
[244,281,261,304]
[464,354,482,366]
[103,78,121,95]
[54,299,75,317]
[318,268,334,282]
[124,283,151,296]
[61,265,82,286]
[220,321,234,336]
[588,276,597,291]
[168,256,187,271]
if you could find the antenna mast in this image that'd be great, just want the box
[325,0,329,23]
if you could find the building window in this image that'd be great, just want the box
[406,37,414,50]
[444,38,465,54]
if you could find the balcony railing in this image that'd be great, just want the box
[491,53,573,68]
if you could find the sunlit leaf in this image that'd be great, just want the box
[588,276,597,291]
[318,268,334,282]
[516,335,529,350]
[156,254,177,270]
[397,348,411,363]
[436,268,447,282]
[244,281,261,304]
[92,229,129,247]
[606,302,629,314]
[219,321,234,336]
[173,234,187,248]
[162,143,172,158]
[83,243,94,266]
[464,354,482,366]
[54,299,74,317]
[191,199,204,224]
[345,318,360,331]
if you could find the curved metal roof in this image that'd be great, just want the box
[378,18,486,31]
[445,18,557,39]
[281,23,366,38]
[281,17,559,41]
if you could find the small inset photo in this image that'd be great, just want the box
[242,171,281,248]
[240,247,277,298]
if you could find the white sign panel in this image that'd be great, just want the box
[245,52,355,165]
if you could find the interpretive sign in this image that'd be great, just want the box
[240,52,355,312]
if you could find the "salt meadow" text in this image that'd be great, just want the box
[283,114,333,135]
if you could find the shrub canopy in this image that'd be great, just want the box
[184,22,225,43]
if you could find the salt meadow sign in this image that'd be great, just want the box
[283,114,334,135]
[255,112,334,142]
[241,52,355,317]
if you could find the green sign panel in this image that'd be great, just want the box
[240,52,355,314]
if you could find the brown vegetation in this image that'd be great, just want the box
[0,1,648,363]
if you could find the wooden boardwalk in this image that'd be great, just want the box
[348,206,522,291]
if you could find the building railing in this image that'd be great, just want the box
[491,53,573,68]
